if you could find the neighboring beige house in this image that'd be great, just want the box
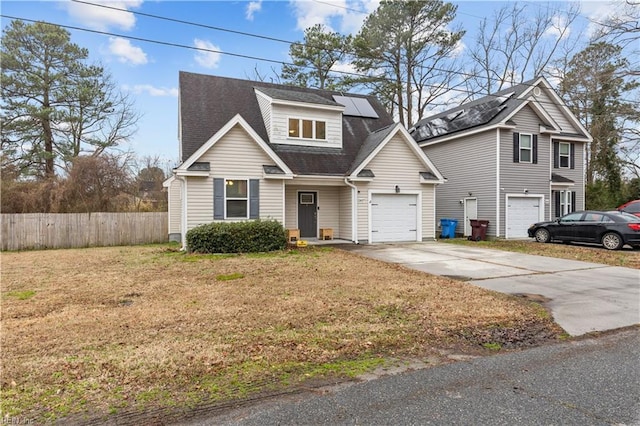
[164,72,445,247]
[409,76,592,239]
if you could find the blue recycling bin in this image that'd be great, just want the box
[440,218,458,238]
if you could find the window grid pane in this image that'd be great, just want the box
[288,119,300,137]
[316,121,326,139]
[226,180,247,198]
[227,200,247,218]
[302,120,313,138]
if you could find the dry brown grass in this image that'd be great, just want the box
[1,245,561,422]
[443,239,640,269]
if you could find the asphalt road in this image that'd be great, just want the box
[181,328,640,426]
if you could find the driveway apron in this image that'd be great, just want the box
[341,242,640,336]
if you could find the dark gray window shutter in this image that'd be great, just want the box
[570,143,575,169]
[571,191,576,213]
[249,179,260,219]
[214,178,224,220]
[532,135,538,164]
[513,132,520,163]
[554,191,561,218]
[553,141,560,168]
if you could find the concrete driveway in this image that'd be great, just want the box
[341,242,640,336]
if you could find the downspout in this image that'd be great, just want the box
[496,128,501,238]
[177,175,188,251]
[344,178,359,244]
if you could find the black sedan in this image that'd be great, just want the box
[528,210,640,250]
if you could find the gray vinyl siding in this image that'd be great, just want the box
[185,124,283,231]
[168,178,182,235]
[499,105,552,235]
[357,133,437,242]
[284,185,341,236]
[423,130,497,237]
[269,104,342,148]
[533,89,580,134]
[552,139,586,214]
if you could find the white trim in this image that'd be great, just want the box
[463,197,478,237]
[162,175,175,188]
[418,122,517,147]
[496,128,501,238]
[368,190,422,243]
[287,117,328,141]
[558,141,571,168]
[505,193,545,239]
[292,176,346,186]
[254,88,345,113]
[175,170,209,177]
[352,124,445,183]
[517,77,592,142]
[509,98,560,131]
[178,175,187,250]
[176,114,293,176]
[344,178,358,243]
[518,133,534,163]
[224,178,250,220]
[551,135,590,143]
[551,182,576,187]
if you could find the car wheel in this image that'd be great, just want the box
[601,232,623,250]
[534,228,550,243]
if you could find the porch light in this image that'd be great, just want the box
[395,185,400,193]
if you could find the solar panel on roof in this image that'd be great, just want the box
[333,95,379,118]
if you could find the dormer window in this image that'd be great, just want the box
[288,118,326,140]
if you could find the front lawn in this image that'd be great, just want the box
[442,238,640,269]
[1,245,562,423]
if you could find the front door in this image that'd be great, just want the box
[298,192,317,238]
[464,198,478,237]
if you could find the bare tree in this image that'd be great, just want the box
[593,0,640,78]
[467,2,583,96]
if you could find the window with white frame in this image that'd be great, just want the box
[288,118,326,140]
[225,179,248,218]
[559,142,570,168]
[519,134,533,163]
[559,190,572,216]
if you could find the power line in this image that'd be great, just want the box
[67,0,637,104]
[1,13,636,111]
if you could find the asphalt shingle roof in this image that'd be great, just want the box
[179,71,395,175]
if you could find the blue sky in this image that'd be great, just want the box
[0,0,627,167]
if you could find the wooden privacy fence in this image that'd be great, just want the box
[1,212,168,251]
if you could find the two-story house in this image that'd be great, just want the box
[409,76,592,239]
[164,72,445,246]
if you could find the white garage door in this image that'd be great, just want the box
[507,196,542,238]
[371,194,418,243]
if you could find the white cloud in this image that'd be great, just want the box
[124,84,178,97]
[331,61,357,75]
[288,0,379,35]
[246,1,262,21]
[544,15,571,39]
[452,39,466,58]
[65,0,142,31]
[193,39,222,69]
[108,37,148,65]
[578,0,629,37]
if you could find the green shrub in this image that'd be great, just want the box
[186,220,287,253]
